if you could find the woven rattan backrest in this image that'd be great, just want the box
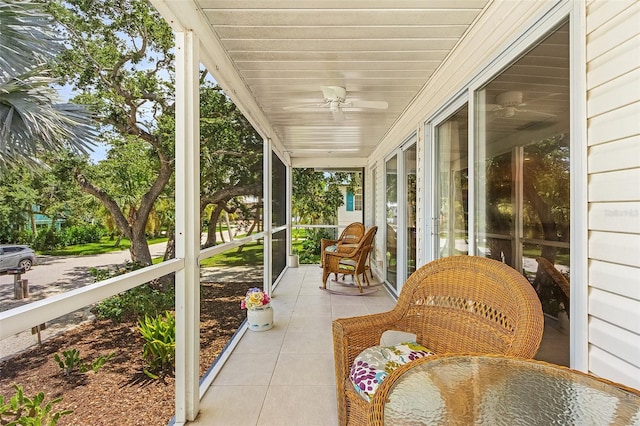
[391,256,544,358]
[354,226,377,273]
[339,222,365,244]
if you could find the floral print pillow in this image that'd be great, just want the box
[349,341,434,401]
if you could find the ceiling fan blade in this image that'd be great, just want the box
[282,102,328,110]
[347,100,388,110]
[523,92,562,106]
[321,86,346,101]
[332,108,345,122]
[516,109,557,118]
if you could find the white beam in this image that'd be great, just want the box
[174,30,200,423]
[263,138,273,296]
[286,163,293,260]
[292,157,368,168]
[149,0,287,158]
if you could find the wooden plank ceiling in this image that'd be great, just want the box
[156,0,491,161]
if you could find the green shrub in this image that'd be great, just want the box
[0,385,72,426]
[61,225,105,245]
[301,228,331,256]
[32,228,62,251]
[93,284,174,323]
[139,312,176,379]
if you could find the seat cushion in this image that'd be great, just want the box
[349,341,434,401]
[325,244,338,253]
[338,259,356,270]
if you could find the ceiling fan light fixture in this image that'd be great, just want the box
[503,106,516,118]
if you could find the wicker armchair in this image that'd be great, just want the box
[322,226,378,294]
[535,256,570,318]
[320,222,365,267]
[332,255,544,426]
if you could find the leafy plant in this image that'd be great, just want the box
[53,349,83,375]
[53,349,115,376]
[138,312,176,379]
[90,353,115,373]
[0,385,72,426]
[301,228,331,256]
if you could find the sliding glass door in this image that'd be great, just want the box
[434,105,469,259]
[385,155,398,289]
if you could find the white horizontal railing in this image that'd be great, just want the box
[292,224,338,230]
[0,258,184,340]
[0,231,268,341]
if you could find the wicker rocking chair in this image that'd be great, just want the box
[321,226,378,295]
[320,222,365,267]
[332,255,544,426]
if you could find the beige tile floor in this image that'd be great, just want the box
[189,264,569,425]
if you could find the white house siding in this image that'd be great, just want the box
[337,187,363,234]
[372,159,385,272]
[586,0,640,388]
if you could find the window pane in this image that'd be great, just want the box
[386,155,398,289]
[435,106,469,258]
[271,153,287,282]
[405,145,417,276]
[475,22,570,326]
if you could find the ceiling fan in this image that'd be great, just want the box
[283,86,388,121]
[488,90,557,119]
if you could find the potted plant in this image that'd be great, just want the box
[241,288,273,331]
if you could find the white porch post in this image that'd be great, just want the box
[286,163,293,259]
[174,30,200,423]
[263,138,273,295]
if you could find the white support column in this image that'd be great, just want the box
[286,163,293,259]
[263,138,273,296]
[174,30,200,423]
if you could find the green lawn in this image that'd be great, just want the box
[41,236,168,256]
[42,234,316,267]
[199,241,264,267]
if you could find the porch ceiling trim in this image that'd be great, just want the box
[150,0,290,162]
[150,0,493,165]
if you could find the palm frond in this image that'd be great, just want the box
[0,68,98,168]
[0,0,61,79]
[0,1,98,169]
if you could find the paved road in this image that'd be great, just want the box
[0,243,168,312]
[0,243,167,359]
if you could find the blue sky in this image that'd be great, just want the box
[58,83,108,162]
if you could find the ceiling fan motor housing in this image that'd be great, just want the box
[496,90,524,107]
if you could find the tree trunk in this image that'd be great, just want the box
[75,155,172,267]
[218,218,226,243]
[523,179,560,260]
[30,211,38,237]
[204,203,225,248]
[129,230,152,266]
[164,228,175,261]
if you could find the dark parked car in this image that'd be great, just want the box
[0,245,36,272]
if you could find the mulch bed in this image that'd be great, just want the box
[0,281,250,426]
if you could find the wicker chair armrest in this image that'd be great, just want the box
[321,238,340,247]
[322,249,358,273]
[333,311,401,377]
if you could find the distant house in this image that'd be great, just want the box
[337,186,363,234]
[27,206,65,232]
